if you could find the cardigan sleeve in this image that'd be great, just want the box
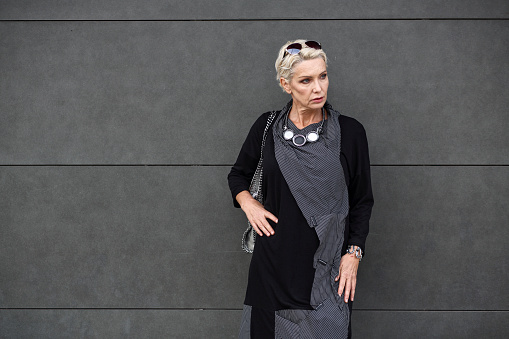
[227,112,270,208]
[344,118,374,254]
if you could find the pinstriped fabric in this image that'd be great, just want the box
[272,101,349,229]
[271,100,350,338]
[275,297,349,338]
[299,297,349,338]
[238,305,252,339]
[275,314,301,338]
[311,213,348,307]
[276,309,311,323]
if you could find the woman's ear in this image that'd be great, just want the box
[280,78,292,94]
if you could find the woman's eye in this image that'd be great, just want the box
[321,74,327,79]
[301,79,310,84]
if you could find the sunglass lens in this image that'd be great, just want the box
[286,43,302,55]
[305,41,321,50]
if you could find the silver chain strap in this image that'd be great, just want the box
[242,111,277,253]
[250,111,277,203]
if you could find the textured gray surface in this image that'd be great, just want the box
[1,166,507,310]
[1,0,508,19]
[1,1,508,337]
[352,311,509,338]
[1,20,508,165]
[0,166,250,308]
[356,166,509,310]
[1,309,507,338]
[0,309,241,339]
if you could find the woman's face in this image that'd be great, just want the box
[281,58,328,112]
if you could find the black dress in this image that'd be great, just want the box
[228,111,373,337]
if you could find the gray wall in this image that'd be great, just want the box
[1,1,508,338]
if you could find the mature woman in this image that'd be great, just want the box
[228,40,373,338]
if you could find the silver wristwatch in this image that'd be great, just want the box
[346,245,363,261]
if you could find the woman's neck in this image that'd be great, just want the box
[289,105,325,129]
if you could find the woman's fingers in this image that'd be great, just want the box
[350,277,356,302]
[337,273,346,297]
[265,211,279,224]
[337,254,360,302]
[337,272,354,302]
[253,220,270,236]
[343,278,357,302]
[248,209,277,237]
[238,193,277,237]
[261,211,277,235]
[258,216,274,236]
[250,222,264,236]
[343,279,351,303]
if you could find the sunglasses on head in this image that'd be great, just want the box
[283,40,322,58]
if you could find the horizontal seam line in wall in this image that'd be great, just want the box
[354,309,509,312]
[0,164,508,167]
[0,18,508,22]
[0,308,242,311]
[371,164,509,167]
[1,308,508,312]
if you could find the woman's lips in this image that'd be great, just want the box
[312,97,324,103]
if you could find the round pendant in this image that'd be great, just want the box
[307,131,319,142]
[292,134,307,146]
[283,129,294,140]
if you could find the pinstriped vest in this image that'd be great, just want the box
[271,100,350,338]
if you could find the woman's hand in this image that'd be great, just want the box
[236,191,278,236]
[335,249,360,303]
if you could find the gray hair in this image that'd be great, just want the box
[275,39,328,91]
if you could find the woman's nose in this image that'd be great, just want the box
[313,80,321,92]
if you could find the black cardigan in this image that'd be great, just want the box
[228,111,373,254]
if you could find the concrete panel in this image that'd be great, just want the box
[0,166,251,308]
[352,311,509,338]
[0,309,241,339]
[1,309,507,338]
[1,166,508,310]
[355,166,509,310]
[1,21,508,165]
[0,1,508,20]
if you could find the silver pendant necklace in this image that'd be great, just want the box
[282,107,325,147]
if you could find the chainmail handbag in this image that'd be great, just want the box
[241,111,277,253]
